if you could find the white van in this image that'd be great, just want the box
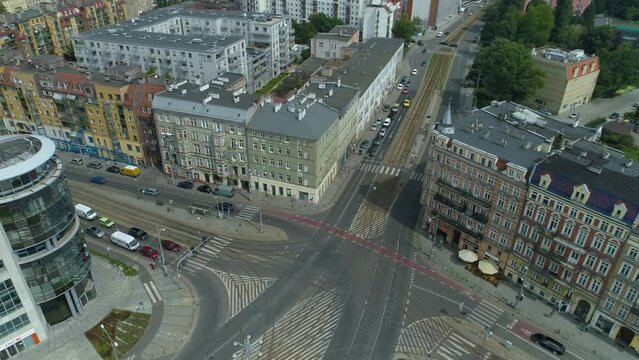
[75,204,97,220]
[110,231,140,251]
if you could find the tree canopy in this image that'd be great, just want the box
[516,2,554,47]
[475,38,545,102]
[603,0,639,20]
[308,13,343,33]
[392,15,415,44]
[292,14,343,45]
[549,0,574,47]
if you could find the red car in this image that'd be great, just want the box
[161,240,181,252]
[139,245,159,259]
[402,87,409,94]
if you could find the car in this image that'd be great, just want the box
[215,202,234,212]
[86,161,102,169]
[161,240,181,252]
[404,99,411,108]
[445,31,450,35]
[531,333,565,355]
[382,104,390,112]
[417,40,424,46]
[177,180,194,189]
[89,176,107,184]
[439,41,448,46]
[99,217,114,228]
[106,165,120,173]
[197,184,213,193]
[69,158,84,165]
[372,137,382,146]
[379,128,387,137]
[367,145,378,157]
[374,118,382,126]
[139,245,159,259]
[86,226,105,238]
[448,43,458,48]
[422,48,427,53]
[370,124,378,131]
[402,87,409,94]
[128,227,148,240]
[140,187,159,196]
[405,81,411,87]
[436,31,443,37]
[633,102,639,108]
[610,112,620,120]
[569,113,578,119]
[421,61,427,66]
[396,83,404,90]
[383,118,392,127]
[411,68,418,75]
[359,140,370,149]
[401,75,408,82]
[539,109,552,116]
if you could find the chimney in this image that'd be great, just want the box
[572,119,580,128]
[328,88,334,97]
[202,95,212,105]
[199,83,210,92]
[233,96,240,103]
[337,77,341,87]
[297,109,306,121]
[211,93,220,99]
[181,89,187,94]
[274,103,282,112]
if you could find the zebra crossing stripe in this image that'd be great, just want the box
[385,167,391,174]
[450,333,475,347]
[446,338,469,354]
[436,350,455,360]
[480,300,503,314]
[143,281,162,304]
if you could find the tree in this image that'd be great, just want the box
[564,24,586,49]
[308,13,343,33]
[144,66,157,78]
[581,0,596,29]
[63,44,76,62]
[412,17,423,31]
[392,15,414,44]
[292,20,317,45]
[516,2,554,47]
[580,25,623,54]
[550,0,574,47]
[475,38,545,102]
[0,3,6,13]
[480,1,522,46]
[594,45,639,97]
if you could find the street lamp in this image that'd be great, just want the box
[100,324,119,360]
[156,225,167,276]
[426,210,440,258]
[233,334,263,359]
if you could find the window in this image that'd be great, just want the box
[629,248,639,260]
[509,202,516,213]
[554,201,563,211]
[589,278,601,293]
[597,261,610,276]
[584,254,596,268]
[519,223,529,236]
[612,279,624,294]
[626,287,639,303]
[569,208,578,218]
[548,216,559,231]
[584,213,593,225]
[514,240,523,253]
[604,298,615,311]
[261,144,266,151]
[524,245,533,259]
[604,242,618,257]
[549,262,559,274]
[576,273,588,286]
[620,263,632,277]
[618,306,629,320]
[497,197,505,208]
[562,222,573,236]
[535,209,546,224]
[576,228,588,246]
[592,236,603,251]
[524,205,534,218]
[569,251,579,263]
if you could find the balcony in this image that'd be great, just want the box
[436,178,491,209]
[438,213,483,240]
[433,193,488,224]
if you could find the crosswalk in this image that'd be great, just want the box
[359,162,403,176]
[143,280,162,305]
[467,300,504,330]
[409,171,425,181]
[211,270,275,319]
[180,236,231,275]
[350,200,388,239]
[232,288,345,359]
[236,204,260,221]
[396,317,482,359]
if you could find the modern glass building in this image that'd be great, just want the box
[0,135,94,358]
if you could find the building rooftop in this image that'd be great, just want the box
[0,135,55,181]
[152,80,257,123]
[74,30,243,52]
[330,38,404,94]
[532,46,596,65]
[530,141,639,226]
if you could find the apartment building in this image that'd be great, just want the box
[609,232,639,351]
[2,1,126,57]
[512,140,639,341]
[152,81,258,186]
[72,5,293,91]
[405,0,459,29]
[0,135,96,357]
[0,61,166,165]
[310,26,359,60]
[239,0,368,27]
[530,47,600,115]
[361,0,399,42]
[2,0,46,13]
[422,101,598,274]
[247,81,358,202]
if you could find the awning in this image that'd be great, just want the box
[458,249,478,263]
[478,260,499,275]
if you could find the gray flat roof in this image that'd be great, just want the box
[0,135,54,181]
[75,31,243,52]
[152,82,257,123]
[330,38,404,94]
[250,95,340,140]
[305,82,359,115]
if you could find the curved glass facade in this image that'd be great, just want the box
[20,232,91,304]
[0,172,74,252]
[0,158,55,196]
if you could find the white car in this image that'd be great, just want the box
[411,68,418,75]
[436,31,443,37]
[383,118,392,127]
[379,128,387,137]
[374,118,382,126]
[397,83,404,90]
[370,124,378,131]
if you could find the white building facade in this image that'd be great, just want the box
[239,0,368,27]
[361,1,399,41]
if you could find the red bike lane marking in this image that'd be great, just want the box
[508,318,543,341]
[264,208,481,302]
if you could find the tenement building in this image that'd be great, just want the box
[72,4,293,91]
[422,101,597,275]
[513,140,639,344]
[0,135,94,357]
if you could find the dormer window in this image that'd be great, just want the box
[612,201,628,220]
[571,184,590,204]
[539,174,551,189]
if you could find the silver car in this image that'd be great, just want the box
[86,226,105,238]
[141,187,159,196]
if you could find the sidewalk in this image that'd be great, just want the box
[20,255,198,360]
[413,232,636,360]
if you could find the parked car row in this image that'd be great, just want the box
[71,158,141,178]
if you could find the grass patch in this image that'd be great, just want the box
[91,250,138,276]
[86,309,151,360]
[585,117,607,128]
[255,73,288,97]
[601,130,639,161]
